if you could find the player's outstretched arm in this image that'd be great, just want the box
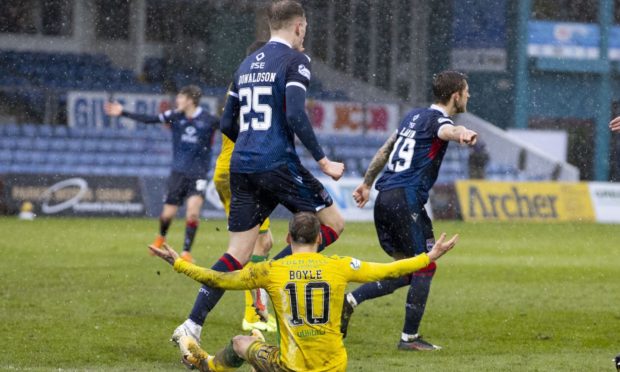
[149,242,179,265]
[104,101,163,124]
[104,102,124,117]
[438,124,478,145]
[426,232,459,261]
[610,116,620,132]
[347,233,459,283]
[149,243,263,290]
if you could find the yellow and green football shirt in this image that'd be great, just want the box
[174,251,431,371]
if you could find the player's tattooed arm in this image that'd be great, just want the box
[352,132,397,208]
[363,132,398,186]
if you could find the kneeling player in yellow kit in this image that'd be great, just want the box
[151,212,459,371]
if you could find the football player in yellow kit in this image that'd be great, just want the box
[150,212,459,371]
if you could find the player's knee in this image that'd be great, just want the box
[257,231,273,254]
[186,213,199,223]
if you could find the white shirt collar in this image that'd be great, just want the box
[190,106,203,119]
[430,104,449,117]
[269,36,292,49]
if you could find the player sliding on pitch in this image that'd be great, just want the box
[150,212,460,372]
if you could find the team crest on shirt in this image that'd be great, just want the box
[298,64,311,80]
[256,52,265,61]
[350,258,361,270]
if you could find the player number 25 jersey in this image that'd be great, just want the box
[228,40,312,173]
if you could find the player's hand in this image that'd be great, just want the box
[610,116,620,132]
[319,158,345,181]
[426,233,459,262]
[148,243,180,266]
[104,101,124,117]
[460,129,478,146]
[352,183,371,208]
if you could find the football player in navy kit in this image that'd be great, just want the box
[341,71,478,351]
[170,0,346,350]
[105,85,219,263]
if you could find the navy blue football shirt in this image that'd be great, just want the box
[375,104,453,203]
[227,38,313,173]
[158,107,218,177]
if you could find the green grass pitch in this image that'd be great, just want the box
[1,217,618,371]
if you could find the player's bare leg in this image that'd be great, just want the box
[152,204,178,251]
[181,195,204,263]
[272,204,344,260]
[316,204,345,236]
[172,225,261,346]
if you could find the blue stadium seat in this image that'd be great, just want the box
[30,152,48,164]
[65,139,81,152]
[3,124,20,137]
[83,139,98,152]
[16,138,33,150]
[0,138,15,150]
[0,149,12,163]
[97,140,114,152]
[38,125,54,137]
[69,127,89,138]
[50,138,68,152]
[126,153,143,166]
[20,124,38,137]
[13,151,32,164]
[78,153,96,165]
[53,126,69,137]
[33,138,51,151]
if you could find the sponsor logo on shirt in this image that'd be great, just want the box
[298,64,311,80]
[182,126,198,143]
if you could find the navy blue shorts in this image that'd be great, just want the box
[374,187,435,258]
[164,172,207,206]
[228,163,333,232]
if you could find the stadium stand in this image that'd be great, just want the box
[0,123,474,183]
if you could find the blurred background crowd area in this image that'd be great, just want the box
[0,0,619,183]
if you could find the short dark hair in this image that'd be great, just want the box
[268,0,305,31]
[179,85,202,106]
[432,70,467,104]
[246,40,267,56]
[288,212,320,245]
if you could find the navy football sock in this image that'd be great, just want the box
[402,264,436,335]
[350,275,411,306]
[188,253,243,326]
[273,224,339,259]
[159,217,172,237]
[183,220,199,252]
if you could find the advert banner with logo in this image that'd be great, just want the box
[306,100,399,135]
[67,91,399,135]
[2,174,146,217]
[455,180,595,222]
[67,91,219,129]
[588,182,620,223]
